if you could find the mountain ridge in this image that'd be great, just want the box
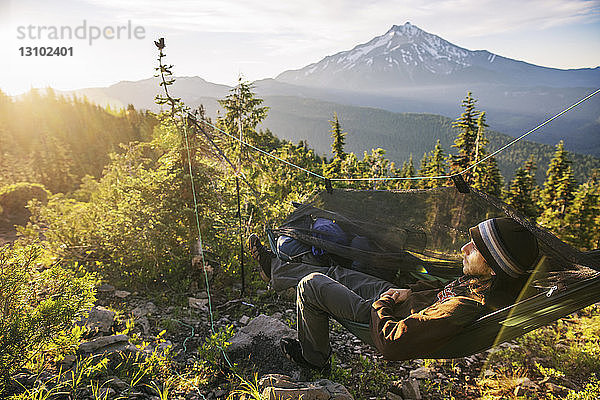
[276,22,600,90]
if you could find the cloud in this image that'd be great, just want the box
[77,0,599,35]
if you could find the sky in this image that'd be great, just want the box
[2,0,600,95]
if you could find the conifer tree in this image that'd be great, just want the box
[451,92,479,183]
[418,140,448,188]
[330,112,347,161]
[505,156,539,219]
[564,171,600,250]
[417,152,431,189]
[362,148,391,190]
[467,112,503,196]
[538,141,578,236]
[218,77,269,148]
[397,154,415,189]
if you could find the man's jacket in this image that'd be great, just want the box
[370,276,492,360]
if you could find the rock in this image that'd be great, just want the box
[78,306,115,334]
[518,377,538,388]
[107,376,128,391]
[136,316,150,334]
[59,354,76,368]
[409,366,434,380]
[192,257,214,280]
[228,314,296,353]
[154,340,172,354]
[545,382,567,393]
[513,377,539,397]
[400,379,421,400]
[239,315,250,325]
[197,291,208,299]
[514,385,526,397]
[79,334,129,354]
[132,302,157,318]
[114,290,131,298]
[386,391,403,400]
[97,284,115,293]
[11,373,36,387]
[465,355,477,365]
[259,374,353,400]
[483,369,494,378]
[272,312,283,320]
[94,387,115,398]
[188,297,209,310]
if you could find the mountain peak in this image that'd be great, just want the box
[388,22,422,37]
[276,23,600,91]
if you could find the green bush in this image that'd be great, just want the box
[485,305,600,388]
[25,122,228,289]
[565,375,600,400]
[0,183,49,224]
[0,241,96,388]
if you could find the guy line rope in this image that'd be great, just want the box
[195,87,600,183]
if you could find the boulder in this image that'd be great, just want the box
[188,297,209,310]
[114,290,131,299]
[400,378,421,400]
[409,366,434,380]
[259,374,353,400]
[513,377,539,396]
[97,284,115,293]
[228,314,296,353]
[386,391,403,400]
[78,306,115,334]
[79,334,129,354]
[132,302,157,318]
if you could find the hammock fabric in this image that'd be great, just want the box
[270,186,600,358]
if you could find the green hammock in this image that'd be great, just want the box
[272,187,600,357]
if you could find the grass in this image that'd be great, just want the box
[7,294,600,399]
[477,304,600,399]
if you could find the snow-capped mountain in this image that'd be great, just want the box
[276,22,599,90]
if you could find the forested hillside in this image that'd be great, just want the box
[260,96,600,184]
[0,89,157,193]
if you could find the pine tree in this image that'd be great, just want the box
[538,141,578,236]
[217,77,269,149]
[417,151,431,189]
[330,112,347,161]
[451,92,479,183]
[564,170,600,250]
[505,156,539,219]
[363,148,392,190]
[397,154,415,189]
[468,112,503,196]
[418,140,448,188]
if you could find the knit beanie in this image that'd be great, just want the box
[469,217,539,280]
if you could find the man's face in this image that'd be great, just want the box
[461,240,493,276]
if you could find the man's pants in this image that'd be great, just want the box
[296,266,393,367]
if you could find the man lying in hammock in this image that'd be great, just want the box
[248,217,539,373]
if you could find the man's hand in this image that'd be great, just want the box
[381,288,411,303]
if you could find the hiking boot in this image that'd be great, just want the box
[248,234,274,280]
[280,338,331,375]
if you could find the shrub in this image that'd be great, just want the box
[26,139,197,287]
[484,305,600,390]
[0,241,96,388]
[0,183,49,224]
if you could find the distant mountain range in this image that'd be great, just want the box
[276,22,600,89]
[57,23,599,171]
